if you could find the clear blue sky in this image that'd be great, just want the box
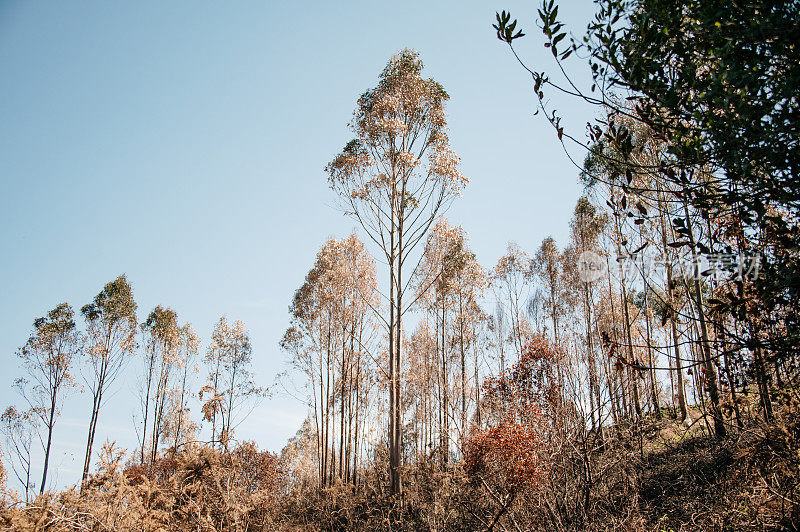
[0,0,597,490]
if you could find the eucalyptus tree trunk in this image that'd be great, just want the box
[459,289,467,442]
[82,331,111,491]
[387,199,400,494]
[682,202,725,439]
[613,211,642,418]
[440,305,449,465]
[40,393,57,494]
[656,184,688,422]
[326,51,466,495]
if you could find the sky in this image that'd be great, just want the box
[0,0,599,491]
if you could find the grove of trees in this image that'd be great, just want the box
[1,1,799,529]
[1,275,265,506]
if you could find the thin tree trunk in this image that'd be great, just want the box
[613,210,642,418]
[40,394,57,494]
[682,202,726,439]
[657,185,688,422]
[388,193,399,494]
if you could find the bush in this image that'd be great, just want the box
[0,440,286,531]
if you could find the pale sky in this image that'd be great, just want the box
[0,0,598,491]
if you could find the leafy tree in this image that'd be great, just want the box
[488,0,800,437]
[564,197,609,430]
[80,275,137,488]
[413,218,487,461]
[0,407,36,502]
[138,305,179,462]
[490,243,534,361]
[533,237,565,347]
[283,235,378,486]
[14,303,82,494]
[166,324,200,452]
[326,49,466,493]
[203,317,263,449]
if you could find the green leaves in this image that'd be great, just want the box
[493,11,525,44]
[83,274,137,327]
[33,302,76,335]
[537,0,568,57]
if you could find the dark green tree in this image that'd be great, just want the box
[492,0,800,437]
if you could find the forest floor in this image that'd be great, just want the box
[619,413,798,531]
[2,407,797,531]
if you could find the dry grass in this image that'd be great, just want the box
[1,406,798,531]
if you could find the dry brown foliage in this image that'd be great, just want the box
[0,440,286,531]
